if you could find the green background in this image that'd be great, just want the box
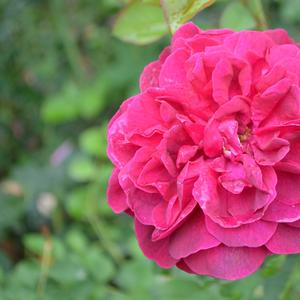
[1,0,300,299]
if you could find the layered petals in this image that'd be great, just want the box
[205,217,277,247]
[184,245,268,280]
[266,224,300,254]
[107,22,300,280]
[169,210,220,259]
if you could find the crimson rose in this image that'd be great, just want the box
[107,23,300,280]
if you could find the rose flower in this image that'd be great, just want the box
[107,22,300,280]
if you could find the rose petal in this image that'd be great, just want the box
[176,260,195,274]
[169,210,220,259]
[140,61,161,92]
[128,189,162,225]
[275,171,300,205]
[107,169,128,213]
[139,48,171,92]
[159,49,190,88]
[134,219,178,268]
[206,217,277,247]
[266,224,300,254]
[263,200,300,223]
[184,245,268,280]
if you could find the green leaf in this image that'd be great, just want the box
[0,192,24,239]
[81,247,115,283]
[220,273,262,300]
[65,188,89,220]
[161,0,215,33]
[41,78,108,124]
[65,185,102,220]
[280,0,300,24]
[68,156,98,181]
[220,1,256,30]
[141,0,160,5]
[77,80,108,119]
[41,82,80,124]
[261,255,287,277]
[113,1,168,45]
[79,125,107,158]
[157,278,221,300]
[49,257,88,285]
[65,228,89,254]
[23,234,65,259]
[7,261,40,289]
[116,259,154,291]
[263,255,298,300]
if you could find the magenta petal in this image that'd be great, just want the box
[151,200,197,241]
[107,169,128,213]
[176,260,195,274]
[152,196,180,230]
[289,220,300,228]
[176,145,198,168]
[159,49,190,88]
[128,189,161,225]
[203,120,223,157]
[169,211,220,259]
[184,245,268,280]
[134,219,178,268]
[266,224,300,254]
[106,23,300,279]
[139,47,171,92]
[275,172,300,205]
[263,200,300,222]
[265,28,295,45]
[224,31,274,59]
[206,217,277,247]
[171,22,200,43]
[140,61,161,92]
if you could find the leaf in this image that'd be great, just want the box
[263,255,298,300]
[0,192,24,238]
[280,0,300,24]
[141,0,160,4]
[49,257,88,285]
[113,1,168,45]
[79,125,107,158]
[220,1,256,31]
[7,261,40,288]
[41,78,108,124]
[65,186,101,220]
[41,82,79,124]
[157,278,222,300]
[23,234,66,259]
[261,255,287,277]
[220,273,262,300]
[68,156,98,181]
[116,259,154,291]
[161,0,215,33]
[65,228,89,254]
[81,247,115,283]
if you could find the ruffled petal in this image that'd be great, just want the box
[135,219,178,268]
[128,189,162,225]
[266,224,300,254]
[206,217,277,247]
[263,200,300,222]
[107,169,128,213]
[184,245,268,280]
[274,171,300,205]
[169,210,220,259]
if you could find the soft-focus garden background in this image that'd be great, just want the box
[1,0,300,299]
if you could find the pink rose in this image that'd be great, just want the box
[107,22,300,280]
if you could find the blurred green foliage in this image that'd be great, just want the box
[0,0,300,299]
